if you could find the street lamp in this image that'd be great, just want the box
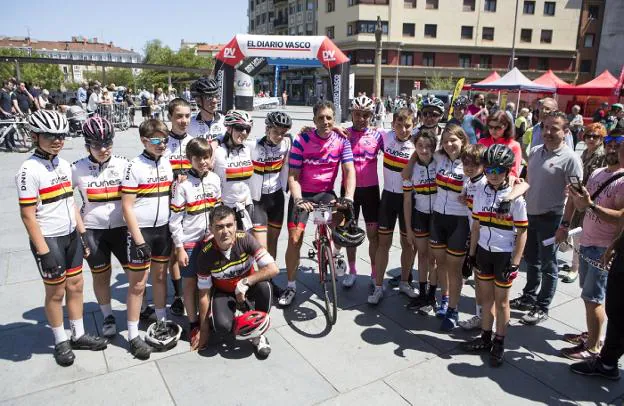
[395,42,403,98]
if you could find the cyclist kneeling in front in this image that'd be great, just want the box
[193,205,279,358]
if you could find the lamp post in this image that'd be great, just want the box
[374,16,383,99]
[509,0,520,70]
[395,42,403,98]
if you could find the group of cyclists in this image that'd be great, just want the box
[13,75,622,379]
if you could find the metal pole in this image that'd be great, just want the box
[374,16,383,99]
[509,0,520,70]
[395,44,401,98]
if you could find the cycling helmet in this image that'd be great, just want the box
[145,321,182,352]
[332,219,366,248]
[233,310,270,340]
[28,110,69,134]
[453,95,470,109]
[224,110,253,127]
[351,95,375,112]
[421,97,445,115]
[265,111,292,129]
[484,144,515,169]
[82,115,114,145]
[190,77,219,97]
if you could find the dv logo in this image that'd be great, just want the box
[322,50,336,61]
[224,48,237,58]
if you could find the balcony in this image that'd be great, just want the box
[273,18,288,28]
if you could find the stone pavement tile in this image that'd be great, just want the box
[547,297,588,332]
[316,380,410,406]
[277,304,437,393]
[0,252,7,286]
[506,317,624,404]
[4,249,43,285]
[2,362,173,406]
[269,272,330,330]
[0,315,107,402]
[0,225,31,252]
[506,276,577,322]
[157,330,337,406]
[385,348,574,405]
[0,279,52,332]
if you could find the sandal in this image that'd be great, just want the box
[561,271,578,283]
[461,336,492,352]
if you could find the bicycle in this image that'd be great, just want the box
[0,116,33,152]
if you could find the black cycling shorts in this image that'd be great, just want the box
[429,211,469,257]
[476,246,513,288]
[252,190,285,232]
[287,191,337,230]
[210,281,272,335]
[341,185,380,226]
[84,227,129,273]
[378,190,407,235]
[127,225,172,272]
[29,230,84,285]
[411,210,431,238]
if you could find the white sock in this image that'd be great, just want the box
[127,320,139,340]
[155,307,167,321]
[476,304,482,317]
[287,280,296,290]
[51,325,68,344]
[100,303,113,318]
[69,319,85,340]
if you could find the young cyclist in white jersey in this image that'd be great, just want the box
[17,110,107,367]
[163,98,194,317]
[213,110,255,231]
[250,111,292,260]
[462,144,528,367]
[169,138,221,347]
[187,77,226,142]
[369,108,418,304]
[72,116,129,338]
[121,119,174,360]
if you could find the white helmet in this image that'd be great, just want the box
[351,95,375,112]
[145,321,182,351]
[28,110,69,134]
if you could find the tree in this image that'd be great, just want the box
[83,68,135,88]
[425,72,455,91]
[0,49,64,89]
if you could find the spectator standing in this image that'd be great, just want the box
[182,87,191,102]
[479,111,523,177]
[11,82,34,116]
[86,85,101,113]
[282,90,288,106]
[468,94,486,117]
[505,102,516,123]
[448,95,486,144]
[568,105,584,147]
[374,97,386,128]
[37,89,51,110]
[593,102,609,124]
[0,79,16,151]
[515,107,530,140]
[77,82,88,108]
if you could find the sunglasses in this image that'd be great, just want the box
[148,137,168,145]
[90,141,113,149]
[423,111,441,118]
[485,166,507,175]
[604,135,624,145]
[584,133,602,140]
[231,124,251,133]
[40,133,66,140]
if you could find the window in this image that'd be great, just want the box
[537,57,548,70]
[516,56,530,70]
[461,26,473,39]
[424,24,437,38]
[544,2,555,16]
[347,24,353,36]
[307,0,314,10]
[403,23,415,37]
[423,52,435,66]
[348,0,356,5]
[354,49,374,64]
[579,59,592,73]
[479,55,492,68]
[348,20,389,36]
[482,27,494,41]
[404,0,416,8]
[250,20,255,30]
[523,1,535,14]
[400,52,414,66]
[520,28,532,43]
[297,1,303,12]
[463,0,475,11]
[459,54,471,68]
[584,33,594,48]
[326,26,334,38]
[327,0,334,12]
[250,0,254,11]
[484,0,496,12]
[425,0,438,10]
[540,29,552,43]
[588,5,599,19]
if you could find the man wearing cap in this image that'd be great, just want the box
[606,104,624,132]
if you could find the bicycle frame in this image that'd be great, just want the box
[315,223,335,283]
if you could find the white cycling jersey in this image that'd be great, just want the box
[121,151,173,228]
[164,132,195,175]
[463,173,487,228]
[169,169,222,248]
[71,155,128,229]
[213,141,253,207]
[433,152,466,216]
[403,158,437,214]
[250,136,290,202]
[187,112,226,141]
[16,150,76,237]
[472,183,528,252]
[381,130,415,193]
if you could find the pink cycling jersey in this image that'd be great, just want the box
[289,130,353,193]
[347,127,384,188]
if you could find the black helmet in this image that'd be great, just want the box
[190,77,219,97]
[484,144,515,168]
[265,111,292,129]
[332,219,365,248]
[145,321,182,352]
[453,95,470,108]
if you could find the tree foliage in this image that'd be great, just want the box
[425,72,455,91]
[0,48,64,89]
[83,67,135,88]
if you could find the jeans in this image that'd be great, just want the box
[522,212,562,311]
[600,253,624,367]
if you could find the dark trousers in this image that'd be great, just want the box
[600,253,624,367]
[522,212,562,311]
[211,281,272,335]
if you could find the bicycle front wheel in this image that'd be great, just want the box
[14,125,33,152]
[319,241,338,325]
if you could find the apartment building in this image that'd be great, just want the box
[595,0,624,79]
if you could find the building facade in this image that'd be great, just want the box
[575,0,605,83]
[595,0,624,79]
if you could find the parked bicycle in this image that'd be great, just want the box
[0,116,33,152]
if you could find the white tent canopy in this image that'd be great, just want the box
[471,67,556,93]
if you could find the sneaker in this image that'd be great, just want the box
[278,287,296,307]
[129,336,152,360]
[170,296,185,316]
[53,340,75,367]
[490,339,505,367]
[436,297,449,319]
[398,281,418,298]
[406,294,426,309]
[510,295,533,311]
[140,305,156,321]
[70,334,108,351]
[342,273,357,288]
[459,315,482,331]
[521,307,549,325]
[368,286,383,305]
[418,297,437,316]
[561,342,599,361]
[102,315,117,338]
[563,331,589,345]
[570,357,620,380]
[461,336,492,352]
[440,309,459,332]
[252,335,271,359]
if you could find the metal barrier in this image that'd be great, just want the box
[96,103,130,131]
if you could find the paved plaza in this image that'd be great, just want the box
[0,107,622,405]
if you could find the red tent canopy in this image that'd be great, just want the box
[463,71,501,90]
[558,70,618,96]
[533,70,573,90]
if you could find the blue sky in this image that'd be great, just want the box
[3,0,248,54]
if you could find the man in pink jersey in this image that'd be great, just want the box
[278,101,356,306]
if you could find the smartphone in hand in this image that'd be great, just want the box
[568,175,583,194]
